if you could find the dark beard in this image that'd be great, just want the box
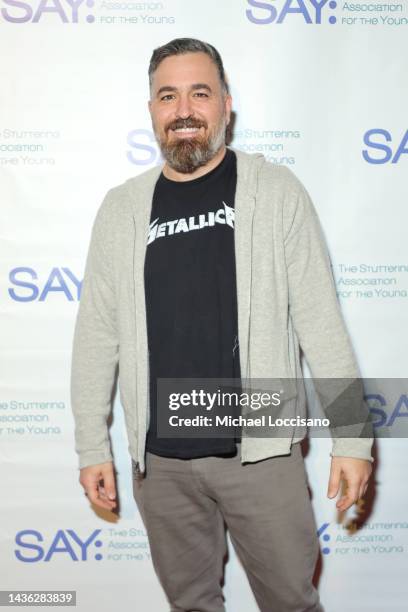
[159,133,216,174]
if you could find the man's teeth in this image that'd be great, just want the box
[173,127,200,132]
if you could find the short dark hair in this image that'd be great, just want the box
[148,37,230,96]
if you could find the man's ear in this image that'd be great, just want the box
[225,94,233,125]
[148,100,152,114]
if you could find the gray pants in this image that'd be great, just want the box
[132,442,324,612]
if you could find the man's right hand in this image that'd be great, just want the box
[79,462,117,511]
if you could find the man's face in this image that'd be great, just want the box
[148,52,232,174]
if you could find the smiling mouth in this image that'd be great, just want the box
[170,126,204,135]
[174,127,199,132]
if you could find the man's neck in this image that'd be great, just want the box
[162,145,227,182]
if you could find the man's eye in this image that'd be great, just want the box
[194,92,208,97]
[161,95,174,101]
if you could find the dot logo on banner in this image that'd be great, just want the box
[366,393,408,430]
[0,0,95,24]
[245,0,338,26]
[8,267,81,302]
[14,529,103,562]
[362,129,408,165]
[317,523,331,555]
[127,129,163,167]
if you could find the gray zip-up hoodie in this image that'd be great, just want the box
[70,146,374,472]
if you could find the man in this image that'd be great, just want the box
[71,38,374,612]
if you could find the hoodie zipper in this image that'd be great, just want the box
[132,460,141,477]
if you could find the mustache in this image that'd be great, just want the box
[167,118,207,131]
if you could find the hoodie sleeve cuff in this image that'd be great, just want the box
[330,437,374,463]
[77,450,114,470]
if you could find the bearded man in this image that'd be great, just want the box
[71,37,373,612]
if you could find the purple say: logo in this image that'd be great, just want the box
[1,0,95,24]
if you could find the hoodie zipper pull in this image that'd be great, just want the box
[132,460,141,477]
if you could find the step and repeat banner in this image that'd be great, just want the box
[1,1,407,610]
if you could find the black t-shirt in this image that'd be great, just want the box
[144,148,241,458]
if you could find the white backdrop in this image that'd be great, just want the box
[1,1,408,610]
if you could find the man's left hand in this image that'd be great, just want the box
[327,457,373,511]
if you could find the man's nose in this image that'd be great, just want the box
[175,94,193,119]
